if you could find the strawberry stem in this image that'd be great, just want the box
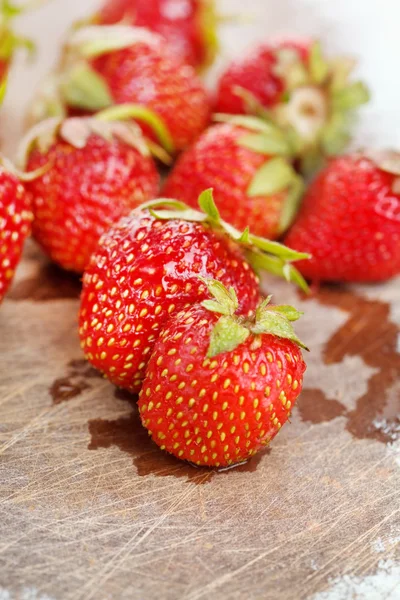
[0,0,43,64]
[216,41,371,175]
[60,63,113,112]
[197,0,219,71]
[96,104,175,154]
[199,276,238,316]
[0,75,7,104]
[201,277,308,356]
[66,25,161,59]
[139,190,311,292]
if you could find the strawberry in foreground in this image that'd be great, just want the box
[0,160,33,303]
[215,39,370,172]
[95,0,219,71]
[18,115,160,273]
[163,115,305,239]
[31,25,211,153]
[285,151,400,282]
[139,279,307,467]
[79,190,309,392]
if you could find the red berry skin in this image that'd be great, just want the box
[79,212,261,392]
[0,59,9,86]
[215,41,310,115]
[26,134,160,273]
[163,123,286,239]
[97,0,139,23]
[97,0,211,69]
[285,155,400,282]
[90,42,211,151]
[97,0,134,22]
[139,304,306,467]
[0,169,32,303]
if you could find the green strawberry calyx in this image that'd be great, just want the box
[27,24,175,157]
[81,5,219,72]
[274,41,371,160]
[0,0,40,66]
[16,116,156,169]
[247,157,304,235]
[0,75,7,104]
[26,72,175,161]
[197,0,219,72]
[50,75,174,157]
[198,277,308,357]
[229,41,370,173]
[60,26,162,111]
[59,62,113,112]
[140,189,311,293]
[0,153,49,182]
[215,113,294,157]
[214,114,305,234]
[66,25,162,59]
[96,104,175,157]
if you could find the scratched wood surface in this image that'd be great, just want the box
[1,2,400,599]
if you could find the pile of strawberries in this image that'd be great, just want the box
[1,0,399,468]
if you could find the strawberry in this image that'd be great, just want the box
[215,39,370,171]
[79,190,309,392]
[163,116,305,239]
[0,160,33,303]
[18,116,160,273]
[285,151,400,282]
[31,26,211,153]
[139,279,307,467]
[95,0,219,71]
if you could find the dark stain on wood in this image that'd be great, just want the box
[298,388,347,424]
[87,408,204,481]
[67,359,103,380]
[49,359,102,405]
[87,390,269,481]
[50,377,90,405]
[314,286,400,444]
[114,388,139,406]
[49,282,399,476]
[9,262,81,301]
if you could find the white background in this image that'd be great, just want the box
[3,0,400,155]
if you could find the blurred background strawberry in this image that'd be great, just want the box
[95,0,219,71]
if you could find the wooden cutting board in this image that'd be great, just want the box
[1,242,399,600]
[0,1,400,597]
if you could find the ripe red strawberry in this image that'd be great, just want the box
[139,279,307,467]
[163,116,305,239]
[79,190,309,392]
[285,151,400,282]
[0,163,32,303]
[96,0,219,71]
[19,116,160,273]
[215,39,370,171]
[32,26,211,153]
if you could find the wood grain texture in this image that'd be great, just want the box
[0,244,399,600]
[0,1,399,598]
